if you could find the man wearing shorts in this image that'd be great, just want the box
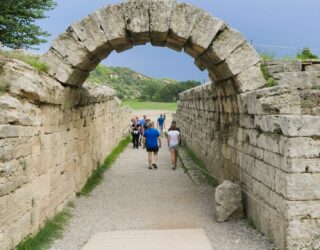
[143,122,161,170]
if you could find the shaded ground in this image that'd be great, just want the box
[50,141,274,250]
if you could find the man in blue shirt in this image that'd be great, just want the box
[157,114,165,137]
[143,122,161,169]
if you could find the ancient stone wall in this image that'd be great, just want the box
[176,60,320,250]
[0,58,130,250]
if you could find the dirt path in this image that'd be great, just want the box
[50,136,274,250]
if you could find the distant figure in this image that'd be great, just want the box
[157,114,165,136]
[138,115,146,146]
[131,123,140,149]
[143,122,161,170]
[143,118,151,132]
[167,121,181,170]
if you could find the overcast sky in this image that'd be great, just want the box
[35,0,320,81]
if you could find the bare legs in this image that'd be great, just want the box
[147,151,158,169]
[170,149,178,169]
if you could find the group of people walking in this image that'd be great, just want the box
[130,114,181,170]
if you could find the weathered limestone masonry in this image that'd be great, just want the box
[1,0,317,249]
[0,58,130,250]
[176,59,320,250]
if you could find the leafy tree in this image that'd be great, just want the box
[141,80,162,100]
[0,0,56,49]
[297,47,318,60]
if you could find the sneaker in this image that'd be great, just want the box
[148,166,152,170]
[152,164,158,169]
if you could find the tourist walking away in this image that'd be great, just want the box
[167,121,181,170]
[169,121,181,143]
[132,123,140,149]
[143,122,161,169]
[157,114,165,136]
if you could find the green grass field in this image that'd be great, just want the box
[122,100,177,111]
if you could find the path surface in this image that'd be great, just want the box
[50,141,274,250]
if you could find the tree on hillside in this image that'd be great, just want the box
[141,80,162,100]
[297,47,318,60]
[0,0,56,49]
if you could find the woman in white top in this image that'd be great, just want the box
[167,122,181,170]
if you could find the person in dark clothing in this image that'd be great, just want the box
[132,123,140,149]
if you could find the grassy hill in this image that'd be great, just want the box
[86,64,200,101]
[87,65,179,100]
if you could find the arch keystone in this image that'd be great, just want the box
[96,4,133,52]
[122,0,150,45]
[167,3,199,51]
[149,0,176,46]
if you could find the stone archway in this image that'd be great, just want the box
[41,0,265,94]
[1,1,319,250]
[40,1,320,250]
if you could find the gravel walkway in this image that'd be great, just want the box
[50,142,275,250]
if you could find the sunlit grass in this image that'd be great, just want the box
[16,205,72,250]
[0,49,48,73]
[122,100,177,111]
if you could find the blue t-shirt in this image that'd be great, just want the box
[158,117,165,126]
[138,119,145,127]
[144,128,160,148]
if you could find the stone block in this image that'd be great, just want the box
[122,0,150,45]
[247,87,301,115]
[215,180,243,222]
[1,58,67,103]
[0,94,41,126]
[41,49,89,86]
[287,200,320,220]
[0,125,40,138]
[96,4,133,52]
[149,0,176,46]
[283,137,320,158]
[184,9,225,58]
[265,60,302,74]
[212,43,260,80]
[167,3,199,51]
[273,71,320,89]
[195,28,245,70]
[304,63,320,71]
[271,115,320,137]
[286,219,320,250]
[71,13,112,60]
[234,64,266,92]
[285,158,320,173]
[51,31,100,71]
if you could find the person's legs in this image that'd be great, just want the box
[147,151,153,169]
[170,148,175,166]
[133,135,139,148]
[152,151,158,169]
[174,149,178,168]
